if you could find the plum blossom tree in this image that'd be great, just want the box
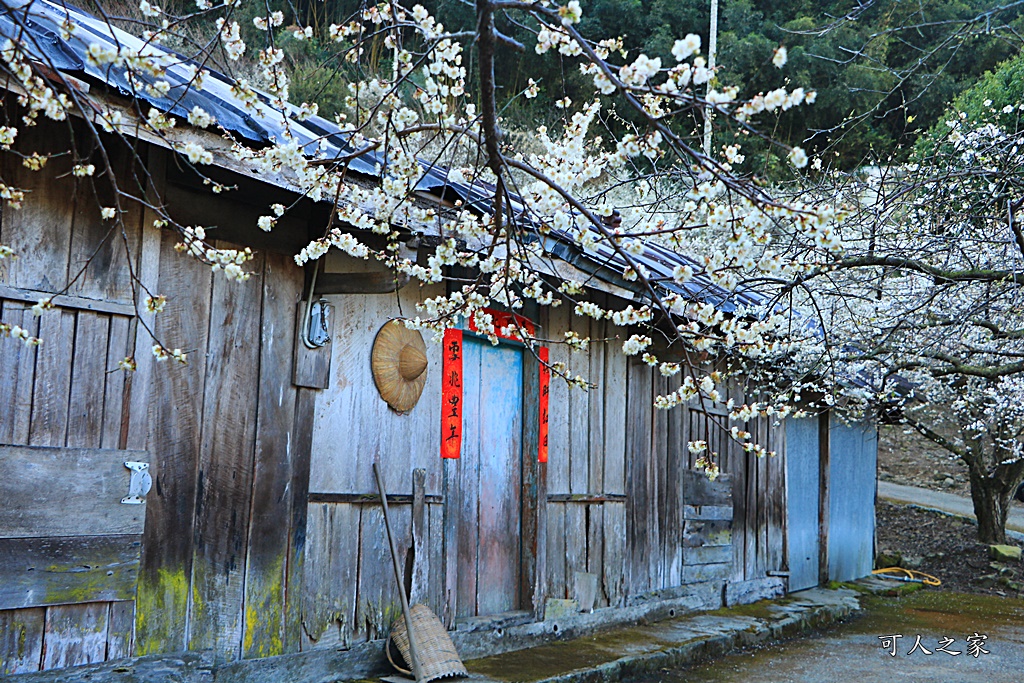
[782,89,1024,543]
[0,0,848,476]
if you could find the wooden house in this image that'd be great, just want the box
[0,1,878,677]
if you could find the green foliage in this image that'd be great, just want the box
[254,0,1023,175]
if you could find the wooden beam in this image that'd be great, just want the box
[546,493,628,503]
[0,284,135,317]
[307,492,443,505]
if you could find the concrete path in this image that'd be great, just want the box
[631,588,1024,683]
[877,481,1024,536]
[463,588,861,683]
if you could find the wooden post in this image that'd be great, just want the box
[411,468,428,605]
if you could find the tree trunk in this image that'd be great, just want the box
[968,466,1010,544]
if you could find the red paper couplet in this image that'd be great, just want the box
[468,308,536,340]
[441,328,464,459]
[538,346,550,463]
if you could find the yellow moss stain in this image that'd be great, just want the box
[134,568,189,655]
[242,556,286,658]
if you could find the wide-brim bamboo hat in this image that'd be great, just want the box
[371,319,428,413]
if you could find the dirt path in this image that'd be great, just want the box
[878,481,1024,537]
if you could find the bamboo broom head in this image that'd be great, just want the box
[372,319,428,413]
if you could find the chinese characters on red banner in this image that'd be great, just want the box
[441,329,463,459]
[538,346,550,463]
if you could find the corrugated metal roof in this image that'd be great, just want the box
[1,0,765,311]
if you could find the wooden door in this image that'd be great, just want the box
[785,417,821,591]
[457,336,525,618]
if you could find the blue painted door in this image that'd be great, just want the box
[457,337,524,617]
[785,417,821,591]
[827,415,878,582]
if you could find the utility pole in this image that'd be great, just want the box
[702,0,719,157]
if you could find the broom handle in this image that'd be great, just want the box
[374,463,423,683]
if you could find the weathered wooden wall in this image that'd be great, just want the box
[300,285,447,650]
[541,299,787,608]
[542,296,628,609]
[0,124,319,672]
[0,125,147,674]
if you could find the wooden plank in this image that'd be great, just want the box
[586,502,605,605]
[521,344,541,614]
[293,301,332,390]
[456,339,481,618]
[285,387,316,652]
[300,503,359,649]
[66,140,143,304]
[307,493,442,505]
[0,121,75,293]
[28,309,75,447]
[533,452,548,619]
[625,359,652,596]
[564,504,587,601]
[768,420,786,573]
[602,333,627,497]
[123,147,166,452]
[682,546,733,566]
[355,504,408,641]
[0,607,45,674]
[106,601,135,661]
[602,501,625,607]
[588,313,606,496]
[546,493,628,503]
[683,520,732,548]
[427,502,446,619]
[102,315,131,449]
[654,373,673,589]
[135,225,213,656]
[664,380,686,588]
[568,312,589,496]
[682,469,732,506]
[42,602,110,670]
[545,502,566,600]
[66,312,110,449]
[241,251,301,660]
[0,284,135,316]
[0,535,141,610]
[545,304,570,495]
[681,563,732,583]
[682,505,733,521]
[442,457,461,628]
[751,411,767,577]
[411,468,428,606]
[0,445,148,538]
[188,249,265,660]
[0,301,37,444]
